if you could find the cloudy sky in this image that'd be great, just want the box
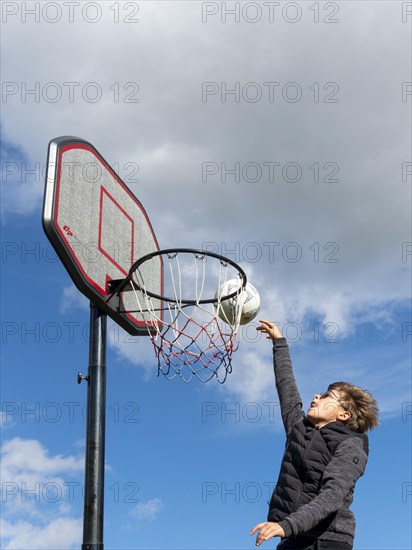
[1,1,411,549]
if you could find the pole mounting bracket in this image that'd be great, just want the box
[77,372,89,384]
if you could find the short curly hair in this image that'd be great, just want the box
[328,381,379,433]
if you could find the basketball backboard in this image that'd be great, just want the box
[42,136,162,335]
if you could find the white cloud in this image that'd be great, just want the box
[0,138,45,220]
[59,284,89,314]
[1,517,82,550]
[219,347,275,404]
[1,438,83,550]
[129,498,164,521]
[1,437,83,480]
[107,324,159,380]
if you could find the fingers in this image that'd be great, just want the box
[257,319,273,328]
[257,320,283,340]
[256,320,273,332]
[256,320,275,339]
[250,522,275,546]
[249,524,264,546]
[250,521,284,546]
[250,523,264,535]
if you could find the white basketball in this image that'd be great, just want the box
[216,279,261,326]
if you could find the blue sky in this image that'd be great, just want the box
[1,2,411,549]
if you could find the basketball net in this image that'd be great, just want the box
[126,250,246,383]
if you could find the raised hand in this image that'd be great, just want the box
[256,320,283,341]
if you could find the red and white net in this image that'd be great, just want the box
[128,250,245,383]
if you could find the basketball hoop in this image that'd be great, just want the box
[107,249,247,383]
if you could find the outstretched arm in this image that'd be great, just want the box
[257,320,304,437]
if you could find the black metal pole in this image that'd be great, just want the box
[82,303,107,550]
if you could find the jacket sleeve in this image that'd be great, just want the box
[278,437,368,537]
[273,338,304,437]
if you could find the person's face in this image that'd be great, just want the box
[306,389,349,428]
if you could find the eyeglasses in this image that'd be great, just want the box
[320,390,348,411]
